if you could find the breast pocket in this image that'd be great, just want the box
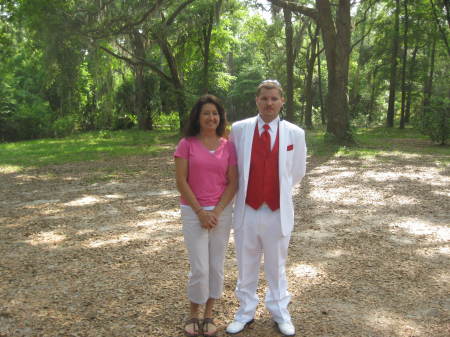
[285,146,294,172]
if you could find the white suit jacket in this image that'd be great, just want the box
[230,116,307,237]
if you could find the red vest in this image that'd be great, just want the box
[246,124,280,211]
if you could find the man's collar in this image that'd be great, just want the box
[257,115,280,129]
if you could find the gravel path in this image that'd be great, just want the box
[0,148,449,337]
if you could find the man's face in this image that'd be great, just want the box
[256,88,284,123]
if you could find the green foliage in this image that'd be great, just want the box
[421,96,449,145]
[228,67,265,121]
[52,114,79,138]
[153,112,180,131]
[0,0,449,145]
[2,127,446,175]
[0,101,52,141]
[0,130,179,171]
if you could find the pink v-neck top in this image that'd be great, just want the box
[174,137,237,206]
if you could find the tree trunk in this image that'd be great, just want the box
[405,44,419,123]
[368,64,382,125]
[349,4,367,116]
[423,37,436,114]
[321,0,352,142]
[317,39,325,125]
[283,7,295,122]
[399,0,409,129]
[368,70,376,124]
[132,31,152,130]
[386,0,400,127]
[201,6,214,94]
[155,33,187,130]
[304,24,320,129]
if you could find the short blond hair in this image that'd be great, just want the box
[256,79,284,97]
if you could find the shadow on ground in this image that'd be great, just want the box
[0,148,449,337]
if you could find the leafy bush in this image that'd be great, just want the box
[0,101,52,141]
[153,112,180,131]
[421,96,449,145]
[52,114,79,138]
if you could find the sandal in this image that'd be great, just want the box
[202,318,217,337]
[184,318,201,337]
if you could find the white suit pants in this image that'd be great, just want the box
[181,205,232,304]
[234,204,292,324]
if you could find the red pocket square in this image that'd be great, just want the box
[287,144,294,151]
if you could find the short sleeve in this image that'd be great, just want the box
[174,138,190,159]
[227,141,237,166]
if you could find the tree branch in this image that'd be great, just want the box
[354,0,376,28]
[75,0,162,40]
[267,0,319,21]
[166,0,197,26]
[99,44,173,83]
[351,24,373,51]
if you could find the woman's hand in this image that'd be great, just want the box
[197,210,218,229]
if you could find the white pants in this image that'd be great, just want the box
[234,204,292,324]
[181,205,232,304]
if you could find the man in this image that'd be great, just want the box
[227,80,307,336]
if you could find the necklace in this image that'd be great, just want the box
[198,135,220,151]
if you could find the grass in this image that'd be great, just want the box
[0,129,179,172]
[306,126,449,161]
[0,127,448,173]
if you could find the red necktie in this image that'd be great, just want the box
[261,124,271,153]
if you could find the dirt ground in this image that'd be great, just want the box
[0,144,449,337]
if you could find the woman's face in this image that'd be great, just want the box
[198,103,220,132]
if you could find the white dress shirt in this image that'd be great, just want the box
[257,114,279,150]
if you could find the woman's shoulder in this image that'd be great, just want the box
[220,137,233,146]
[220,137,236,152]
[178,136,197,145]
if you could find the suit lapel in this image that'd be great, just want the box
[243,117,258,186]
[279,120,287,176]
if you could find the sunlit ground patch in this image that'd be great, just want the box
[323,249,347,258]
[154,209,180,218]
[310,186,385,206]
[362,166,446,184]
[389,218,450,242]
[416,246,450,259]
[135,219,167,227]
[432,189,450,197]
[363,310,423,336]
[389,236,416,245]
[64,195,102,206]
[25,230,66,246]
[22,199,60,207]
[290,263,323,279]
[103,193,125,199]
[0,165,22,173]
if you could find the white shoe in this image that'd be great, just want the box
[226,319,254,334]
[276,320,296,336]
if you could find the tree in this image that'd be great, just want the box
[399,0,409,129]
[269,0,354,143]
[283,7,295,122]
[386,0,400,127]
[304,23,320,130]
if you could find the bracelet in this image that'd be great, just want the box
[194,207,203,214]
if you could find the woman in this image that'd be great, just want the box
[174,94,237,337]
